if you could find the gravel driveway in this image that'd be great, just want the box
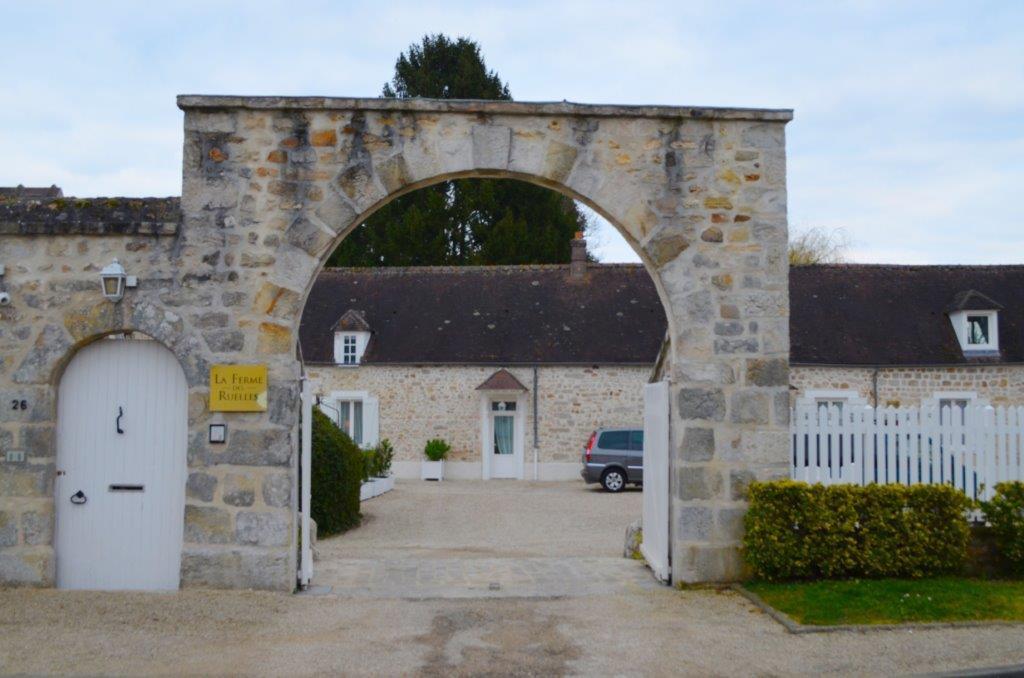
[1,480,1022,676]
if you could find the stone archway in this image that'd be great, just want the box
[0,96,791,590]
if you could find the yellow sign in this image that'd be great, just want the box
[210,364,268,412]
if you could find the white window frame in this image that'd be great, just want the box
[927,391,988,427]
[341,334,357,365]
[333,331,370,366]
[950,310,999,353]
[797,389,867,411]
[927,390,988,410]
[321,389,379,448]
[479,391,527,480]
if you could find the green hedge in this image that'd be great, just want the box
[982,482,1024,575]
[743,481,972,581]
[310,408,362,538]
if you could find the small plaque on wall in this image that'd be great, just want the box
[209,364,268,412]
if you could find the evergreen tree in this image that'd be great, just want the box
[327,34,591,267]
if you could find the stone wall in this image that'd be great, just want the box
[791,364,1024,407]
[0,200,300,589]
[0,96,792,589]
[307,364,649,476]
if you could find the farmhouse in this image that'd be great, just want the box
[304,251,1024,481]
[301,237,665,480]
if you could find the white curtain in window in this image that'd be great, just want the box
[338,401,351,433]
[353,400,363,445]
[494,415,514,455]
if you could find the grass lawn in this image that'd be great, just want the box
[745,578,1024,626]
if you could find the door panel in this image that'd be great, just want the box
[641,382,670,582]
[491,413,517,478]
[56,338,188,590]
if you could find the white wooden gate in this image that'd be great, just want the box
[298,377,313,588]
[791,403,1024,500]
[55,337,188,590]
[641,381,671,582]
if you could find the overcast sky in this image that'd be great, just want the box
[1,1,1021,264]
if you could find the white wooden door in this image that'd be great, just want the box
[55,337,188,590]
[641,381,671,582]
[487,399,524,479]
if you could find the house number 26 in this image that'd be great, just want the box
[10,400,27,410]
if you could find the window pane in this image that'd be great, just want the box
[494,415,514,455]
[816,399,845,417]
[338,401,351,435]
[598,431,630,450]
[939,398,969,424]
[353,400,363,445]
[491,401,516,412]
[967,316,989,344]
[629,430,644,450]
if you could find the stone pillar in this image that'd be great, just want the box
[665,122,791,583]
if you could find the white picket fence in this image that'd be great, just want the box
[790,403,1024,500]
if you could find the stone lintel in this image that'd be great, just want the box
[0,197,180,236]
[177,95,794,123]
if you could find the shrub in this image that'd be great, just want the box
[424,438,451,462]
[743,481,972,581]
[310,408,362,537]
[982,482,1024,574]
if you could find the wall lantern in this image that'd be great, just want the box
[99,259,137,302]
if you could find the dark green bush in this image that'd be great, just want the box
[424,438,451,462]
[743,481,972,581]
[310,408,362,537]
[982,482,1024,574]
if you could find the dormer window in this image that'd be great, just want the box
[946,290,1002,355]
[341,334,358,364]
[967,315,991,346]
[331,309,371,366]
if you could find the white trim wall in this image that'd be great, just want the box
[306,364,649,479]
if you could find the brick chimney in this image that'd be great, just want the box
[570,232,587,278]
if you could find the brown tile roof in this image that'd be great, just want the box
[476,369,528,391]
[790,264,1024,365]
[300,264,666,365]
[331,309,370,332]
[301,263,1024,368]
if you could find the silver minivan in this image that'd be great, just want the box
[580,428,643,492]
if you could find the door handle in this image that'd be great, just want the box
[116,406,124,434]
[70,490,87,505]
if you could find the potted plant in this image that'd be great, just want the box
[373,439,395,494]
[421,438,450,481]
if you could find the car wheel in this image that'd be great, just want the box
[601,468,626,493]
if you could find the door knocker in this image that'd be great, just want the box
[70,490,87,505]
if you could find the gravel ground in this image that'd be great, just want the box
[2,587,1022,676]
[318,479,642,561]
[2,480,1022,676]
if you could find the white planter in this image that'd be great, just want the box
[373,475,395,494]
[359,480,375,501]
[421,460,444,481]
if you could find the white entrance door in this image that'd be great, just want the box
[641,381,671,582]
[55,337,188,590]
[489,400,521,479]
